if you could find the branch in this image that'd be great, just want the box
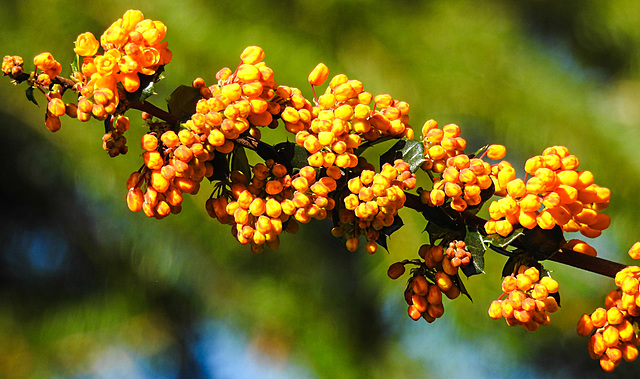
[129,101,179,124]
[549,249,627,278]
[403,192,628,279]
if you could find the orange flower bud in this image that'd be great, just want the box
[308,63,329,86]
[487,144,506,160]
[488,300,503,320]
[33,52,57,71]
[577,314,594,336]
[74,32,100,56]
[240,46,265,65]
[628,242,640,259]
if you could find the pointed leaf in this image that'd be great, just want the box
[380,139,425,172]
[462,225,486,277]
[25,87,38,106]
[375,215,404,252]
[483,227,524,248]
[125,68,164,104]
[501,256,518,277]
[167,84,203,120]
[70,54,81,74]
[425,220,462,245]
[452,273,472,301]
[208,151,230,182]
[520,225,566,260]
[231,145,251,179]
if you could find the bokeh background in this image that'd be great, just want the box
[2,0,640,377]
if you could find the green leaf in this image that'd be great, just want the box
[482,227,524,248]
[501,256,518,277]
[353,135,393,155]
[380,139,425,172]
[208,151,230,182]
[469,144,488,159]
[25,87,38,106]
[519,225,566,260]
[125,68,165,104]
[70,54,80,74]
[421,205,458,230]
[287,143,311,171]
[376,215,404,252]
[424,214,463,245]
[167,84,203,120]
[231,145,251,180]
[452,273,472,301]
[462,225,486,277]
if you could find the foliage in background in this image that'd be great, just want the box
[2,0,640,377]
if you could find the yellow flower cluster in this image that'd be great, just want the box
[419,119,505,212]
[74,9,172,121]
[485,146,610,238]
[126,127,214,218]
[205,162,335,254]
[187,46,277,154]
[388,243,464,323]
[294,64,414,168]
[577,259,640,372]
[488,266,559,331]
[332,159,416,254]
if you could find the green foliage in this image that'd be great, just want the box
[3,1,640,378]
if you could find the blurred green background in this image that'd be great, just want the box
[2,0,640,377]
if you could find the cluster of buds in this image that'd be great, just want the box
[126,127,214,219]
[206,161,336,254]
[485,146,610,238]
[488,266,559,331]
[74,9,172,122]
[388,241,465,323]
[293,64,413,169]
[332,159,416,253]
[102,115,131,157]
[444,240,472,270]
[190,46,280,153]
[1,55,24,77]
[420,119,505,212]
[576,243,640,372]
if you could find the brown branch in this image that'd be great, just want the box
[549,249,627,278]
[403,192,629,279]
[129,101,179,124]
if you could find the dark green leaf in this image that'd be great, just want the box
[25,87,38,106]
[167,84,203,120]
[421,205,458,230]
[353,135,393,155]
[519,225,566,260]
[288,143,311,171]
[501,256,517,277]
[208,151,230,182]
[549,291,561,307]
[139,78,157,101]
[126,68,165,104]
[500,251,537,277]
[462,225,486,277]
[375,215,404,252]
[425,220,462,245]
[231,145,251,179]
[380,139,425,172]
[452,273,472,301]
